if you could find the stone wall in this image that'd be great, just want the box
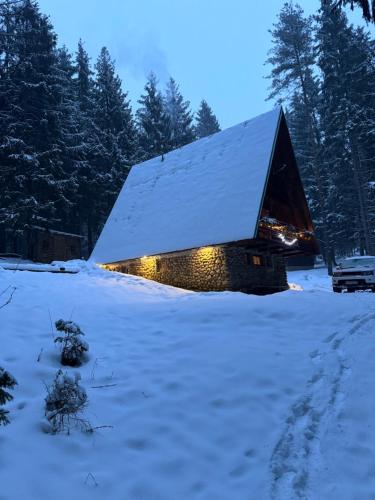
[104,244,288,295]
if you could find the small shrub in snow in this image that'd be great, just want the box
[0,367,17,426]
[55,319,89,366]
[45,370,88,434]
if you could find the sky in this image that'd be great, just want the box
[38,0,372,129]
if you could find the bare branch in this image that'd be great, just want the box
[86,425,114,432]
[90,383,117,389]
[0,286,16,310]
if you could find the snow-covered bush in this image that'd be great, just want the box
[55,319,89,367]
[45,370,88,434]
[0,367,17,426]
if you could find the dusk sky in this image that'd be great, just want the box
[38,0,371,129]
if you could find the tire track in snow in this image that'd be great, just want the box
[269,311,375,500]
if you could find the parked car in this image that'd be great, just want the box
[332,256,375,293]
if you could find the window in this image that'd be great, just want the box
[246,253,268,267]
[252,255,263,266]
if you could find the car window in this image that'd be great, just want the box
[341,258,375,268]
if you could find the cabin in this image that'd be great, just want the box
[2,226,83,264]
[92,107,318,294]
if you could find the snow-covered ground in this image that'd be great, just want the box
[1,264,374,500]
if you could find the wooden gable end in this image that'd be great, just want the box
[256,112,319,257]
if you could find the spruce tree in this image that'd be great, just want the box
[0,367,17,426]
[73,40,99,252]
[317,0,375,254]
[86,46,137,250]
[53,45,84,232]
[76,39,93,114]
[137,72,172,160]
[93,47,137,168]
[195,100,220,139]
[0,0,74,250]
[266,1,337,270]
[164,77,195,149]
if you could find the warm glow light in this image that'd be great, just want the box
[197,246,216,258]
[278,233,298,246]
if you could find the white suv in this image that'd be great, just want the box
[332,256,375,293]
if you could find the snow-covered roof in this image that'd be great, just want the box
[92,107,282,263]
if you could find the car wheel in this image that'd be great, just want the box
[347,288,355,293]
[333,287,341,293]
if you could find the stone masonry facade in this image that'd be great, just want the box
[104,244,288,295]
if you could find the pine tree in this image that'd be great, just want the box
[73,40,99,252]
[0,0,75,251]
[83,46,137,251]
[164,77,195,149]
[76,39,92,114]
[317,0,375,254]
[195,100,220,139]
[45,370,88,433]
[137,72,172,160]
[0,367,17,426]
[93,47,137,168]
[266,1,338,270]
[53,45,84,232]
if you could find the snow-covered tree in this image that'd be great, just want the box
[45,370,88,434]
[164,77,195,149]
[0,1,59,237]
[93,47,137,168]
[0,0,81,249]
[80,46,137,251]
[76,39,93,113]
[73,40,100,251]
[195,100,220,138]
[137,72,172,160]
[267,0,375,261]
[317,0,375,254]
[55,319,89,367]
[266,1,337,270]
[0,367,17,426]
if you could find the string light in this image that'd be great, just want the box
[259,217,313,243]
[278,233,297,246]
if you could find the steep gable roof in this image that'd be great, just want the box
[92,107,282,263]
